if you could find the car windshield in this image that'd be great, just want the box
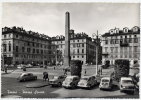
[54,76,59,79]
[102,79,109,82]
[65,78,73,82]
[122,80,133,84]
[81,78,88,81]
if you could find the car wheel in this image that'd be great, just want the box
[120,90,123,92]
[23,79,26,82]
[58,82,62,87]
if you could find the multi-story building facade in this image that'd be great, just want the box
[2,26,52,65]
[101,26,140,66]
[51,29,102,65]
[1,27,102,66]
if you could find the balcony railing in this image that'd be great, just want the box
[102,52,109,56]
[120,40,129,47]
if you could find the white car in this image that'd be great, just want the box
[77,76,97,89]
[62,76,80,88]
[120,77,135,94]
[99,77,113,90]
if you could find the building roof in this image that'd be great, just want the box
[102,26,140,37]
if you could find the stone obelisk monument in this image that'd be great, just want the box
[64,12,70,67]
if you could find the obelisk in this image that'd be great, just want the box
[64,12,70,67]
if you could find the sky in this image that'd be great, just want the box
[2,3,140,37]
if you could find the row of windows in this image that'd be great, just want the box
[15,54,48,59]
[104,46,139,53]
[73,49,84,54]
[104,54,139,58]
[104,38,139,44]
[72,55,84,58]
[3,34,49,44]
[53,39,85,44]
[15,46,49,54]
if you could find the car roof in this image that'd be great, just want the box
[66,75,79,78]
[101,77,111,80]
[121,77,132,81]
[81,76,92,78]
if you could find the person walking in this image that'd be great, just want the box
[84,69,87,75]
[43,72,49,81]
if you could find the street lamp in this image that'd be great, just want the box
[92,30,102,75]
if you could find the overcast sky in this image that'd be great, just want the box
[2,3,140,37]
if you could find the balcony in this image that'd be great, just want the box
[120,40,129,47]
[102,52,109,56]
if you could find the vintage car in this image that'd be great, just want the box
[99,77,113,90]
[77,76,98,89]
[62,76,80,88]
[17,73,37,82]
[120,77,135,94]
[49,75,66,87]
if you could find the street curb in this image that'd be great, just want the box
[26,82,49,88]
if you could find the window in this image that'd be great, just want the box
[82,43,84,47]
[77,44,80,47]
[82,55,84,58]
[33,43,35,47]
[134,46,138,52]
[73,44,75,48]
[9,34,11,37]
[115,47,118,53]
[73,49,75,54]
[105,47,108,52]
[27,42,30,46]
[27,48,30,53]
[82,49,84,53]
[9,42,11,52]
[41,50,43,54]
[77,49,79,53]
[77,56,79,58]
[36,49,39,54]
[73,40,75,42]
[78,40,79,42]
[3,44,7,52]
[105,40,108,44]
[134,35,138,43]
[110,47,113,53]
[16,34,18,38]
[22,47,25,52]
[16,46,18,52]
[73,56,75,58]
[4,35,6,38]
[33,49,35,53]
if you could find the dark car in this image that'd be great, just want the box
[49,75,66,87]
[17,73,37,82]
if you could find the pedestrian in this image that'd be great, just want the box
[4,64,8,73]
[99,66,102,75]
[84,69,87,75]
[64,69,67,75]
[43,72,49,81]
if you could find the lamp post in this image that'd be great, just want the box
[92,30,101,75]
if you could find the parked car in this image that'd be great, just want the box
[77,76,98,89]
[17,64,24,69]
[62,76,80,88]
[99,77,113,90]
[17,73,37,82]
[49,75,66,87]
[26,64,32,68]
[120,77,135,94]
